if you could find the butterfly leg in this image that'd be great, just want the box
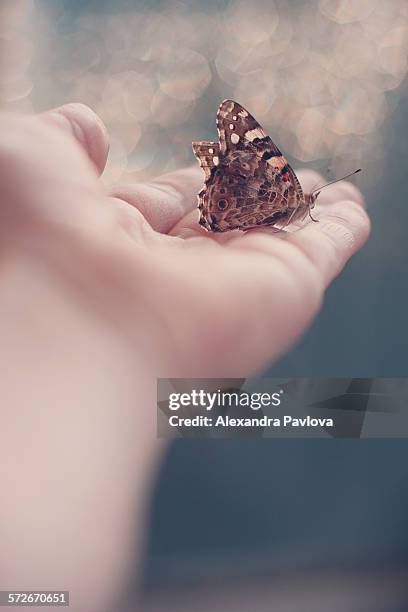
[308,203,319,223]
[259,206,301,234]
[274,204,301,232]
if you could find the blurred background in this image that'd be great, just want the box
[1,1,408,610]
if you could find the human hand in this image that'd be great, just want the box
[110,123,370,376]
[0,104,370,377]
[0,104,370,608]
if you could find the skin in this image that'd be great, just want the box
[0,104,370,611]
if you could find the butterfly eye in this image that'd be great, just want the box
[218,199,228,210]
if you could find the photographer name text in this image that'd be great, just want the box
[168,415,334,428]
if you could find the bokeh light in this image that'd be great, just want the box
[1,0,407,185]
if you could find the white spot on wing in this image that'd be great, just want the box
[230,133,240,144]
[213,156,219,165]
[229,124,234,130]
[245,128,265,142]
[232,115,237,120]
[208,147,214,154]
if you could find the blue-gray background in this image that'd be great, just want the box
[19,0,408,596]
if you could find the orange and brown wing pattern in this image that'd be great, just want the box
[200,164,288,232]
[216,99,282,158]
[192,141,220,180]
[193,100,306,232]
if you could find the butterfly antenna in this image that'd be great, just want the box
[310,179,323,193]
[309,165,335,193]
[311,169,361,195]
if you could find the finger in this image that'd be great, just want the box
[110,166,202,233]
[41,103,109,175]
[0,113,108,241]
[227,197,369,290]
[283,180,366,233]
[296,169,324,193]
[284,199,371,288]
[315,180,365,208]
[296,168,364,207]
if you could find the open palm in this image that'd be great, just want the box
[1,104,370,377]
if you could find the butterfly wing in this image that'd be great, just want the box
[216,99,304,209]
[216,99,282,157]
[198,159,289,232]
[193,100,306,232]
[192,141,220,180]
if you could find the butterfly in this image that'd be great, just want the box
[192,100,360,233]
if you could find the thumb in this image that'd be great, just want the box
[41,103,109,175]
[0,108,112,241]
